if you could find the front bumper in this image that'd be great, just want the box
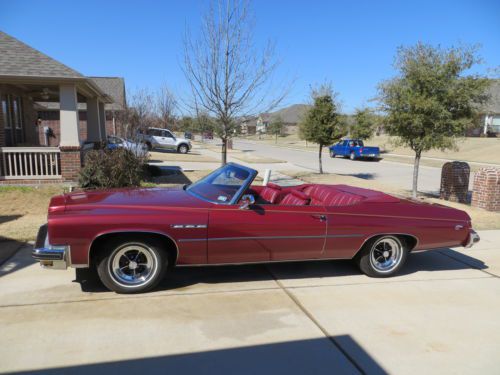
[31,224,69,270]
[465,229,480,248]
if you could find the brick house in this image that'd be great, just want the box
[0,31,125,183]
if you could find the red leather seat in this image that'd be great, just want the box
[302,185,363,206]
[259,182,282,204]
[279,190,310,205]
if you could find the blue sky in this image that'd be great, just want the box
[1,0,499,113]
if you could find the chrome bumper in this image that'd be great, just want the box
[31,224,68,270]
[465,229,480,248]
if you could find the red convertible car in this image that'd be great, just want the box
[33,163,479,293]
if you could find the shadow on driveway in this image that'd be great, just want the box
[77,249,487,293]
[9,335,387,375]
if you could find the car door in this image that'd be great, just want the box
[162,130,177,150]
[207,203,327,263]
[147,129,162,148]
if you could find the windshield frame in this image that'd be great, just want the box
[186,162,258,205]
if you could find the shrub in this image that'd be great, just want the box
[79,148,147,189]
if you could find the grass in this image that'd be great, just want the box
[149,150,218,163]
[194,141,286,164]
[0,185,68,242]
[282,170,500,230]
[240,133,500,166]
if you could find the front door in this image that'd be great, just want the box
[207,204,327,264]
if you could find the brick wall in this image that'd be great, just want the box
[59,146,82,181]
[440,161,470,203]
[471,167,500,211]
[38,111,87,146]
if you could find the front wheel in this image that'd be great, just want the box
[96,238,168,293]
[356,235,408,277]
[177,144,189,154]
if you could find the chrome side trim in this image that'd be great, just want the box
[171,224,207,229]
[352,232,420,258]
[207,234,364,241]
[177,234,363,243]
[88,230,180,267]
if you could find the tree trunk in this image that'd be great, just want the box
[221,138,227,166]
[318,144,323,174]
[412,151,421,198]
[275,133,278,144]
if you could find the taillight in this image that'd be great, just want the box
[360,147,364,152]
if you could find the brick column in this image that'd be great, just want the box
[60,146,82,181]
[471,167,500,211]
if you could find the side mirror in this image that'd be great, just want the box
[239,194,255,210]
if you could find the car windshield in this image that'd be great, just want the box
[186,163,257,204]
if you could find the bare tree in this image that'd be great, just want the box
[155,83,177,129]
[118,88,155,141]
[183,0,288,164]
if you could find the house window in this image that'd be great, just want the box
[0,94,25,146]
[1,95,10,129]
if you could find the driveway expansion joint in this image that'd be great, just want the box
[265,265,367,375]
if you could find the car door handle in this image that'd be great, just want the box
[311,214,327,222]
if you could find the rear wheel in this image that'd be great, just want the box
[356,235,408,277]
[96,237,168,293]
[177,144,189,154]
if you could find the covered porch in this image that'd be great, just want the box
[0,79,112,182]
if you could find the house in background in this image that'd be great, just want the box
[480,80,500,136]
[256,104,310,135]
[0,31,125,183]
[36,77,126,146]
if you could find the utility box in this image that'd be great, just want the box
[440,161,470,203]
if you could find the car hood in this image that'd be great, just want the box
[55,187,210,211]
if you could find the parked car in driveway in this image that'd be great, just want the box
[330,139,380,160]
[137,127,192,153]
[106,136,148,157]
[33,163,479,294]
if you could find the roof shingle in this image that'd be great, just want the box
[0,31,83,79]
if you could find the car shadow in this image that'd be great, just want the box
[76,248,487,293]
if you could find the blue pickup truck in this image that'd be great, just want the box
[329,139,380,161]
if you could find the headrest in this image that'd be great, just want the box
[265,182,282,190]
[291,189,309,200]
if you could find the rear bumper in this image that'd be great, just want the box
[31,224,69,270]
[464,229,480,248]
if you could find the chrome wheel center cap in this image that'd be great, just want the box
[383,251,390,258]
[129,261,138,270]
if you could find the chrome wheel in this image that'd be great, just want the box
[369,237,403,273]
[110,244,157,287]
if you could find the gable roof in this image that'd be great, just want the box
[261,104,311,124]
[0,31,84,79]
[89,77,126,110]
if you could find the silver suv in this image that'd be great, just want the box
[139,127,192,153]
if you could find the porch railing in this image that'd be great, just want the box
[0,147,61,180]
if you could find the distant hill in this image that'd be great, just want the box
[263,104,311,125]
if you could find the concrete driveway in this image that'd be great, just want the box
[0,231,499,374]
